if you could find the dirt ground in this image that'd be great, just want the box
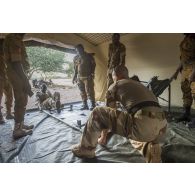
[1,82,81,113]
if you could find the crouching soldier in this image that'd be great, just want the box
[72,66,167,163]
[72,44,96,110]
[36,84,61,113]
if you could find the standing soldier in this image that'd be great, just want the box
[72,66,167,163]
[3,33,34,139]
[107,33,126,88]
[0,38,14,124]
[173,33,195,124]
[72,44,96,110]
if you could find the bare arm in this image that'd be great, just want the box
[172,63,183,80]
[108,44,112,68]
[105,84,117,108]
[189,64,195,82]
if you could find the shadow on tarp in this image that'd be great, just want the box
[1,102,195,163]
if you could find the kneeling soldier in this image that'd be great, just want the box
[72,66,167,163]
[36,84,61,113]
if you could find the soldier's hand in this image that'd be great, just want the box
[72,77,77,84]
[24,80,32,93]
[189,72,195,83]
[91,74,95,79]
[173,70,179,80]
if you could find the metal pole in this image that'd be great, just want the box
[42,110,82,132]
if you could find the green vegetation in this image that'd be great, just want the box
[26,47,74,79]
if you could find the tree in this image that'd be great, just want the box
[26,47,65,79]
[64,61,74,78]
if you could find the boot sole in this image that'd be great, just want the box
[72,150,95,158]
[13,130,33,140]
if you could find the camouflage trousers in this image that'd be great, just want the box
[107,68,114,89]
[0,78,13,115]
[40,92,60,110]
[80,106,167,162]
[181,64,195,108]
[7,69,28,123]
[77,78,95,102]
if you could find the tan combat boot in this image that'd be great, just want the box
[6,111,14,120]
[13,122,33,140]
[144,143,162,163]
[71,144,95,158]
[22,121,34,130]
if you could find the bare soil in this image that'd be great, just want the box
[1,83,81,114]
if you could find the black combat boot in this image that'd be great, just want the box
[6,111,14,120]
[187,118,195,128]
[55,100,61,113]
[89,100,96,111]
[80,101,89,110]
[0,114,5,124]
[53,92,61,113]
[176,106,191,123]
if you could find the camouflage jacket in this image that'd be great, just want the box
[0,39,6,79]
[73,52,96,79]
[36,90,52,104]
[3,34,30,73]
[106,79,158,110]
[108,42,126,69]
[180,35,195,64]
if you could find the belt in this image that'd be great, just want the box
[139,110,166,120]
[127,101,161,115]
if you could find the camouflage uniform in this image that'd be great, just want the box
[107,42,126,88]
[180,35,195,108]
[0,40,13,121]
[75,79,167,162]
[73,52,96,107]
[3,34,30,124]
[36,90,60,110]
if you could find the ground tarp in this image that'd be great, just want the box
[1,102,195,163]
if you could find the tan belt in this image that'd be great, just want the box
[136,110,166,120]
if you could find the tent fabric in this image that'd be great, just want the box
[0,33,185,106]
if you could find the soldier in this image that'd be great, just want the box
[36,84,61,113]
[72,66,167,163]
[3,33,34,139]
[0,39,14,124]
[107,33,126,88]
[72,44,96,110]
[173,34,195,124]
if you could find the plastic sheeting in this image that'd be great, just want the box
[1,102,195,163]
[0,102,145,163]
